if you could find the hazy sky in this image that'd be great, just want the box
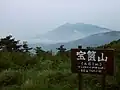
[0,0,120,40]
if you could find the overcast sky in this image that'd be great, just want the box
[0,0,120,40]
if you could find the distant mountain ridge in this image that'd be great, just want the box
[33,23,111,44]
[29,31,120,52]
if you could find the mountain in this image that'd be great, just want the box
[33,23,111,44]
[30,31,120,52]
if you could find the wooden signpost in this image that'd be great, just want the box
[71,46,114,90]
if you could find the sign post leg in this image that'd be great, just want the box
[78,46,83,90]
[78,73,82,90]
[101,74,106,90]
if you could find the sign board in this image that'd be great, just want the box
[71,49,114,75]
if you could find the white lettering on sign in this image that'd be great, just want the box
[88,62,91,66]
[78,66,80,68]
[98,70,102,73]
[92,62,95,66]
[95,63,99,66]
[81,69,85,72]
[98,53,108,62]
[87,50,96,61]
[81,62,84,65]
[76,51,86,60]
[86,70,89,72]
[76,50,108,62]
[84,62,87,65]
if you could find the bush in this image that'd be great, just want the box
[1,85,21,90]
[1,37,120,89]
[0,69,23,86]
[0,52,15,71]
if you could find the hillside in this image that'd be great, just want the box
[0,35,120,90]
[30,31,120,52]
[33,23,111,44]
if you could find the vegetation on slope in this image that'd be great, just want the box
[0,35,120,90]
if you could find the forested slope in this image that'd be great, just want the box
[0,35,120,90]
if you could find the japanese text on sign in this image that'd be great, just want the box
[71,49,114,75]
[76,50,108,62]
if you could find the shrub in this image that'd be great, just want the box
[0,69,23,86]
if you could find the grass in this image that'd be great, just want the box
[0,50,119,90]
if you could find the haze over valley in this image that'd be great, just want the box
[0,0,120,51]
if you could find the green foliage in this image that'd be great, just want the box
[0,69,23,86]
[22,41,32,52]
[0,35,32,52]
[0,35,120,90]
[0,35,22,52]
[56,45,67,56]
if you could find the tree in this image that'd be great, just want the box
[22,41,32,52]
[0,35,22,52]
[46,49,53,56]
[56,45,66,53]
[56,45,67,57]
[34,46,45,56]
[0,35,32,52]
